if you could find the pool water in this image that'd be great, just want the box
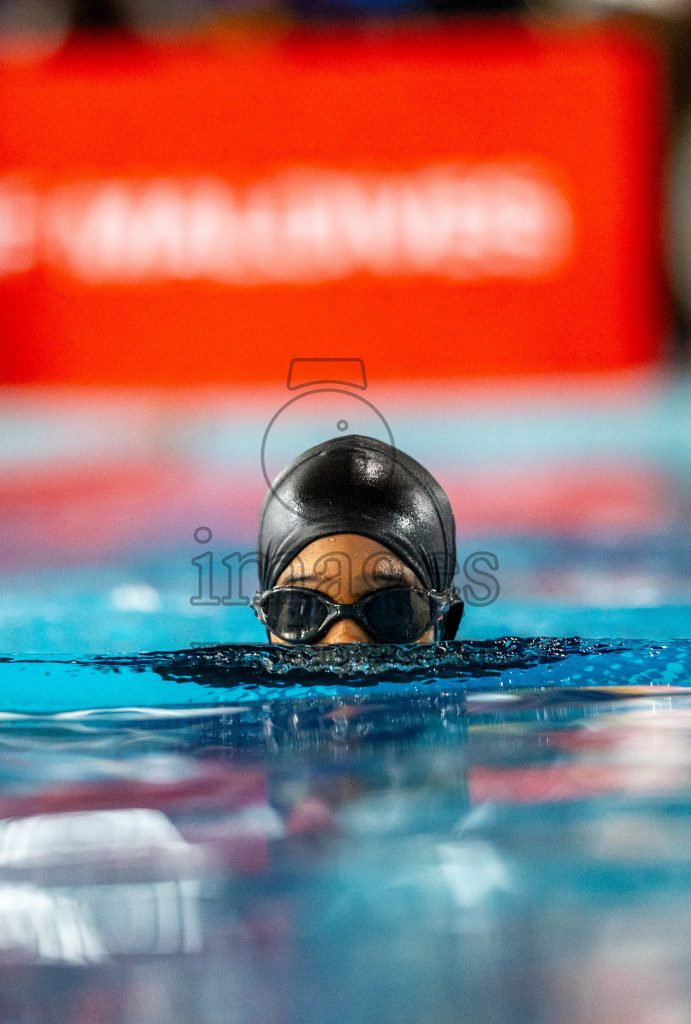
[1,684,691,1024]
[0,637,690,710]
[0,373,689,1022]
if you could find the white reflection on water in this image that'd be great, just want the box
[0,809,204,963]
[0,808,194,868]
[0,878,203,963]
[0,883,106,964]
[436,840,515,908]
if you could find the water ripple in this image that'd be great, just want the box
[2,637,689,694]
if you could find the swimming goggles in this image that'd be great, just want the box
[251,585,457,645]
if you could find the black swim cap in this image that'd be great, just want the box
[257,435,463,640]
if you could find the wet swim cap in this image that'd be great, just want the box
[257,435,463,640]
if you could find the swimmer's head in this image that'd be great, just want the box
[254,435,463,645]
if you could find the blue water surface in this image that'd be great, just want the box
[0,637,689,712]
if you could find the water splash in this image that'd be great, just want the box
[0,638,689,714]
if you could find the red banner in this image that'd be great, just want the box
[0,24,667,383]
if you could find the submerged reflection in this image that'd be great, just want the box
[0,809,204,963]
[0,690,689,1021]
[0,808,195,869]
[0,883,105,964]
[436,840,515,908]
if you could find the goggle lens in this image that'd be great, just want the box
[261,589,328,643]
[361,588,436,643]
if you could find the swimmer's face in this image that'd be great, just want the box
[270,533,435,645]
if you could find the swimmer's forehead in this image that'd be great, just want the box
[275,534,421,587]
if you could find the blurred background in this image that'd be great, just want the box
[0,0,689,653]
